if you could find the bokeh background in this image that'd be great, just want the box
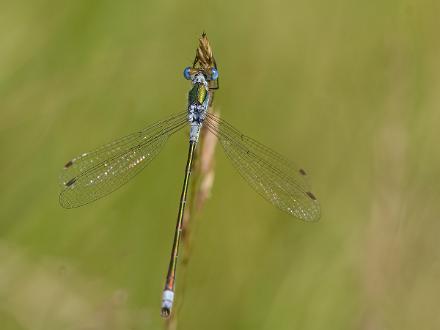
[1,0,439,329]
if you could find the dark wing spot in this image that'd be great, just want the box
[65,177,77,187]
[64,160,74,168]
[306,191,317,200]
[299,168,307,176]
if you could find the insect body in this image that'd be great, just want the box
[161,69,218,317]
[59,33,320,319]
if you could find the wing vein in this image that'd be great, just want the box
[204,113,320,221]
[59,112,188,208]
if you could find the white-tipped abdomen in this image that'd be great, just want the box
[161,289,175,318]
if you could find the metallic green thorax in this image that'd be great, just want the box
[189,83,207,105]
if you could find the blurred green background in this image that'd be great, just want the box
[1,0,439,329]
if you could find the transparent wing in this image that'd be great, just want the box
[204,112,320,221]
[59,112,188,208]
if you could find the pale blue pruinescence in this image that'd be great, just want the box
[187,72,211,142]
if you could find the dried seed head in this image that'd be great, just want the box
[192,32,216,75]
[197,33,214,68]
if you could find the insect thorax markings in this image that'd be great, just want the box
[188,73,210,142]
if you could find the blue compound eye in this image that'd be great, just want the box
[210,67,219,80]
[183,67,192,80]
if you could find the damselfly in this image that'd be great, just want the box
[59,33,320,318]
